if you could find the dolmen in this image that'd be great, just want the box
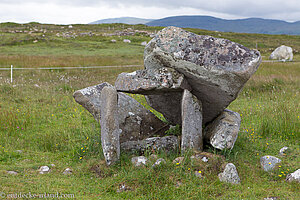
[74,26,261,166]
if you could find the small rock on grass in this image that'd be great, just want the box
[152,158,166,168]
[279,146,289,156]
[7,171,18,175]
[260,155,281,172]
[38,166,50,174]
[131,156,148,167]
[15,150,23,154]
[63,168,72,175]
[218,163,240,184]
[117,183,132,193]
[286,169,300,183]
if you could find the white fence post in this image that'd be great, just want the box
[11,65,13,83]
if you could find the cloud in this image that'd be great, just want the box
[0,0,299,23]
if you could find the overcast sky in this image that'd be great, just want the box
[0,0,299,24]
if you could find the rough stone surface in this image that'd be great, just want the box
[204,109,241,150]
[63,168,72,175]
[260,155,281,171]
[286,169,300,183]
[269,45,293,61]
[115,67,190,94]
[279,146,289,156]
[121,136,179,154]
[100,86,121,166]
[152,158,166,168]
[131,156,148,167]
[73,82,167,143]
[218,163,241,184]
[38,166,50,174]
[144,26,261,124]
[146,92,182,125]
[181,89,203,153]
[7,171,18,175]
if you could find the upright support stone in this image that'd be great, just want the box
[181,89,203,154]
[100,86,121,166]
[204,109,241,150]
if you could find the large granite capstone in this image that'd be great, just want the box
[144,26,261,124]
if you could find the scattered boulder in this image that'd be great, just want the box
[204,109,241,150]
[73,83,167,143]
[218,163,241,184]
[15,150,23,153]
[63,168,72,175]
[38,166,50,174]
[121,136,179,154]
[260,155,281,171]
[286,169,300,183]
[173,157,184,164]
[279,146,289,156]
[100,86,121,166]
[269,45,293,61]
[152,158,166,168]
[144,26,261,125]
[123,39,131,43]
[141,41,147,46]
[7,171,18,175]
[111,39,117,43]
[131,156,148,167]
[181,89,203,153]
[115,67,190,95]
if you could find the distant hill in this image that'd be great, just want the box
[146,16,300,35]
[90,17,154,25]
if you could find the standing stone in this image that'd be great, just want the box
[260,155,281,172]
[144,26,261,125]
[269,45,293,61]
[204,109,241,150]
[73,83,167,143]
[100,86,121,166]
[181,89,203,154]
[286,169,300,183]
[218,163,241,184]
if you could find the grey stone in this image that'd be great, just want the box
[279,146,289,156]
[115,67,190,95]
[7,171,18,175]
[121,136,179,154]
[38,166,50,174]
[260,155,281,171]
[218,163,240,184]
[286,169,300,183]
[204,109,241,150]
[144,26,261,124]
[73,82,167,143]
[63,168,72,175]
[146,92,182,125]
[100,86,121,166]
[181,89,203,154]
[15,150,22,153]
[141,41,147,46]
[269,45,293,61]
[152,158,166,168]
[131,156,148,167]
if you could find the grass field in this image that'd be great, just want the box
[0,23,299,199]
